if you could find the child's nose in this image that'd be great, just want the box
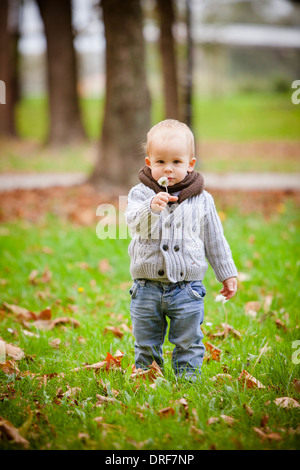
[164,164,172,172]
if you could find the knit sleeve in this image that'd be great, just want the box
[125,185,160,239]
[203,192,238,282]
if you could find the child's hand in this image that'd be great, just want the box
[220,277,237,300]
[151,192,178,212]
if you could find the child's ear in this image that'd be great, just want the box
[145,156,151,167]
[187,157,196,172]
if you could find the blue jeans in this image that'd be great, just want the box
[129,279,206,380]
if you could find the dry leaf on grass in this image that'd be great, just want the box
[49,338,61,348]
[98,259,112,273]
[253,427,282,442]
[93,416,124,431]
[130,361,164,382]
[207,415,235,426]
[190,426,205,437]
[104,325,124,339]
[220,414,236,426]
[221,323,242,339]
[210,373,233,383]
[275,318,288,332]
[3,302,37,321]
[205,342,221,361]
[72,350,124,373]
[292,379,300,394]
[95,394,122,407]
[158,407,175,418]
[274,397,300,409]
[263,295,273,313]
[207,417,219,425]
[210,323,241,340]
[245,301,261,317]
[238,369,266,389]
[243,403,254,416]
[0,360,20,376]
[0,339,25,361]
[28,268,52,285]
[0,417,29,448]
[3,302,52,322]
[23,330,40,338]
[23,316,80,331]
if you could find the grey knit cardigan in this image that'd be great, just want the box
[126,183,238,284]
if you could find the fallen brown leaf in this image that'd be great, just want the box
[253,427,282,442]
[211,373,233,383]
[3,302,36,321]
[207,417,219,425]
[104,325,124,339]
[28,268,52,285]
[72,350,124,373]
[130,361,164,382]
[0,339,25,361]
[274,397,300,409]
[221,323,242,339]
[210,323,241,340]
[98,259,112,273]
[0,360,20,376]
[190,425,205,436]
[245,301,261,317]
[158,407,175,418]
[220,414,236,426]
[23,316,79,331]
[0,417,29,448]
[263,295,273,313]
[275,318,288,332]
[49,338,61,348]
[293,379,300,393]
[238,369,266,389]
[205,342,221,361]
[93,416,124,431]
[95,394,122,406]
[243,403,254,416]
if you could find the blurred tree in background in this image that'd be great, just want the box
[0,0,20,137]
[89,0,151,187]
[36,0,86,144]
[156,0,179,120]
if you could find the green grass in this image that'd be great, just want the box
[2,91,297,175]
[15,92,300,143]
[0,201,299,450]
[193,92,300,141]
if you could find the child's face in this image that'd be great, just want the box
[145,131,196,186]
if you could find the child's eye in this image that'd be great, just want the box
[173,160,181,164]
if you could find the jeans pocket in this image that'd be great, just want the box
[129,281,138,299]
[187,282,206,300]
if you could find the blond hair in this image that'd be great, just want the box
[146,119,195,160]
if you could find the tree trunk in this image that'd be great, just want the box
[184,0,193,130]
[36,0,86,145]
[0,0,19,138]
[156,0,179,120]
[89,0,151,188]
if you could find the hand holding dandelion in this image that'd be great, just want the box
[150,176,178,212]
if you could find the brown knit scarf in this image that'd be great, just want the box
[138,165,205,204]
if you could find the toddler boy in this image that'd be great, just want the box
[126,119,238,381]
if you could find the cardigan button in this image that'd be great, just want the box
[158,270,164,276]
[162,244,168,251]
[174,245,179,251]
